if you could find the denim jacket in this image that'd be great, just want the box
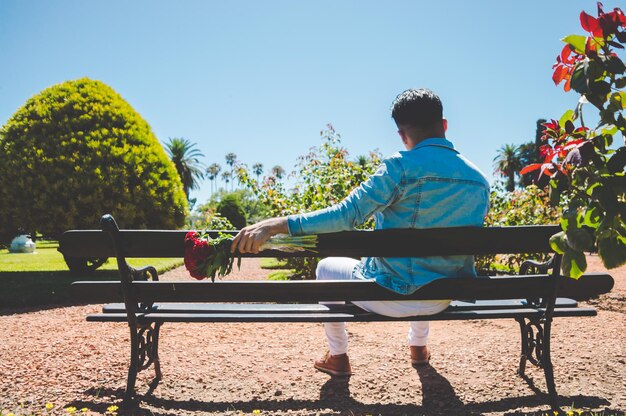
[287,138,490,294]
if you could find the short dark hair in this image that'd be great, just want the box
[391,88,443,129]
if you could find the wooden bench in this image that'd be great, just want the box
[60,214,614,410]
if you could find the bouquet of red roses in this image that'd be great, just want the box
[184,231,317,281]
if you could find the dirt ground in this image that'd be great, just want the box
[0,255,624,416]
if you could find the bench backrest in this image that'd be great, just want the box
[61,215,614,305]
[59,225,562,258]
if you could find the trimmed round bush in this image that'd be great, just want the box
[0,78,188,241]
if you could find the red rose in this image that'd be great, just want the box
[184,233,211,280]
[185,231,199,246]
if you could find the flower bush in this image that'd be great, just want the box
[476,185,563,273]
[522,2,626,277]
[237,124,381,278]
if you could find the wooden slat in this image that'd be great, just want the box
[100,298,579,314]
[71,273,613,304]
[85,307,597,323]
[59,225,562,259]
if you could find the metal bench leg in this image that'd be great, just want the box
[515,315,559,410]
[152,323,163,380]
[123,322,162,405]
[516,317,528,376]
[542,302,559,410]
[124,326,140,405]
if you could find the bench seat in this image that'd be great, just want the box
[87,298,596,323]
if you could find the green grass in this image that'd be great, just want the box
[261,258,295,280]
[0,241,182,309]
[0,240,181,272]
[267,270,293,280]
[259,258,291,269]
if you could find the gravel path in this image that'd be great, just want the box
[0,255,624,416]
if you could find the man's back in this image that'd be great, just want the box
[374,137,489,230]
[359,137,490,294]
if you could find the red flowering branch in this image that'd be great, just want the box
[524,2,626,277]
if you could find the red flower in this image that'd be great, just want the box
[184,232,211,280]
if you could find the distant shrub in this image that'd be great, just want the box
[190,210,236,231]
[217,194,247,229]
[0,77,187,241]
[199,189,269,225]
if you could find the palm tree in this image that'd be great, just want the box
[225,153,237,190]
[163,137,205,200]
[221,171,231,190]
[206,163,221,195]
[356,155,369,168]
[271,165,285,180]
[493,144,522,192]
[252,163,264,182]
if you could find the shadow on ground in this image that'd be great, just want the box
[69,366,612,416]
[0,269,120,313]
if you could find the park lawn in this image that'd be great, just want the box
[0,241,182,309]
[0,240,182,272]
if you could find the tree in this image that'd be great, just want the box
[216,194,247,229]
[225,152,237,190]
[164,137,205,200]
[206,163,222,195]
[252,163,264,182]
[521,3,626,276]
[199,188,269,225]
[0,77,187,241]
[221,171,231,189]
[493,144,522,192]
[271,165,286,180]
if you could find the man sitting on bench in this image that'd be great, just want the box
[231,88,490,377]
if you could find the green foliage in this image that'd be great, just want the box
[189,210,235,231]
[476,185,562,273]
[238,124,382,278]
[217,194,247,229]
[0,78,188,241]
[528,5,626,276]
[200,189,269,225]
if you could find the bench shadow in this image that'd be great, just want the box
[75,384,422,415]
[415,365,611,415]
[72,372,612,416]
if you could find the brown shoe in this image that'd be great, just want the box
[314,352,352,377]
[410,346,431,366]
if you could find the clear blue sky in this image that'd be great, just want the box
[0,0,597,205]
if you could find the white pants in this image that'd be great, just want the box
[317,257,450,356]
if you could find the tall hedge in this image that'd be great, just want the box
[0,78,188,240]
